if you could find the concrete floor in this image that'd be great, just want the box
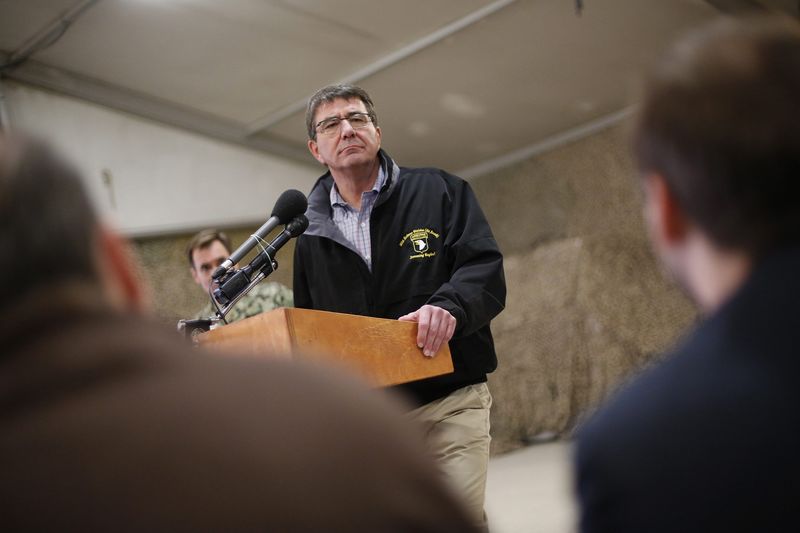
[485,440,577,533]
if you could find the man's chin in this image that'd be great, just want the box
[337,151,377,168]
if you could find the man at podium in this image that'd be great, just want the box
[295,84,506,526]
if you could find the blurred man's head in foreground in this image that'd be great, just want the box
[0,134,144,314]
[633,16,800,309]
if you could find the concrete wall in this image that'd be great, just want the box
[132,121,696,455]
[4,81,318,236]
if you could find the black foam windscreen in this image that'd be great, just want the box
[271,189,308,222]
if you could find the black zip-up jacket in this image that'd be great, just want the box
[293,150,506,406]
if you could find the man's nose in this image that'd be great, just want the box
[339,119,356,138]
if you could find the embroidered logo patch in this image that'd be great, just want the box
[412,236,428,253]
[399,228,439,260]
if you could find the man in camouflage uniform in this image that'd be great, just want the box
[187,229,293,322]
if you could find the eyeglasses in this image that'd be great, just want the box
[315,112,373,137]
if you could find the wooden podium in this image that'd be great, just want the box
[197,308,454,387]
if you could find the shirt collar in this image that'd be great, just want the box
[330,164,386,209]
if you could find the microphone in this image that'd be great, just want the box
[213,215,309,306]
[212,189,307,280]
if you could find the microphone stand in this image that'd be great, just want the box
[215,258,278,322]
[177,213,307,342]
[177,257,278,342]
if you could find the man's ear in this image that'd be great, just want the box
[307,139,325,165]
[643,173,689,247]
[95,225,148,313]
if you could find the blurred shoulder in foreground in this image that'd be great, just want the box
[575,16,800,533]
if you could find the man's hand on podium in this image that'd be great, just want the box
[398,305,456,358]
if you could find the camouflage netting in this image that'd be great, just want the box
[472,124,696,454]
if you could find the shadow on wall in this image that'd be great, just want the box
[471,123,697,455]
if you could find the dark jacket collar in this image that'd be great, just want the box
[717,245,800,315]
[688,244,800,356]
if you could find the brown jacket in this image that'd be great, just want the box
[0,288,475,532]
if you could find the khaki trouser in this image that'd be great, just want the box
[408,383,492,525]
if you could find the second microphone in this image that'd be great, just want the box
[213,214,309,306]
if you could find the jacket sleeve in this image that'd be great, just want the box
[425,178,506,338]
[292,237,314,309]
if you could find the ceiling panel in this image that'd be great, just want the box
[264,0,718,172]
[10,0,494,123]
[0,0,78,51]
[4,0,785,179]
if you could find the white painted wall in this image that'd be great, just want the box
[3,81,319,237]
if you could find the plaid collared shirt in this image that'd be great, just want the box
[330,166,386,271]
